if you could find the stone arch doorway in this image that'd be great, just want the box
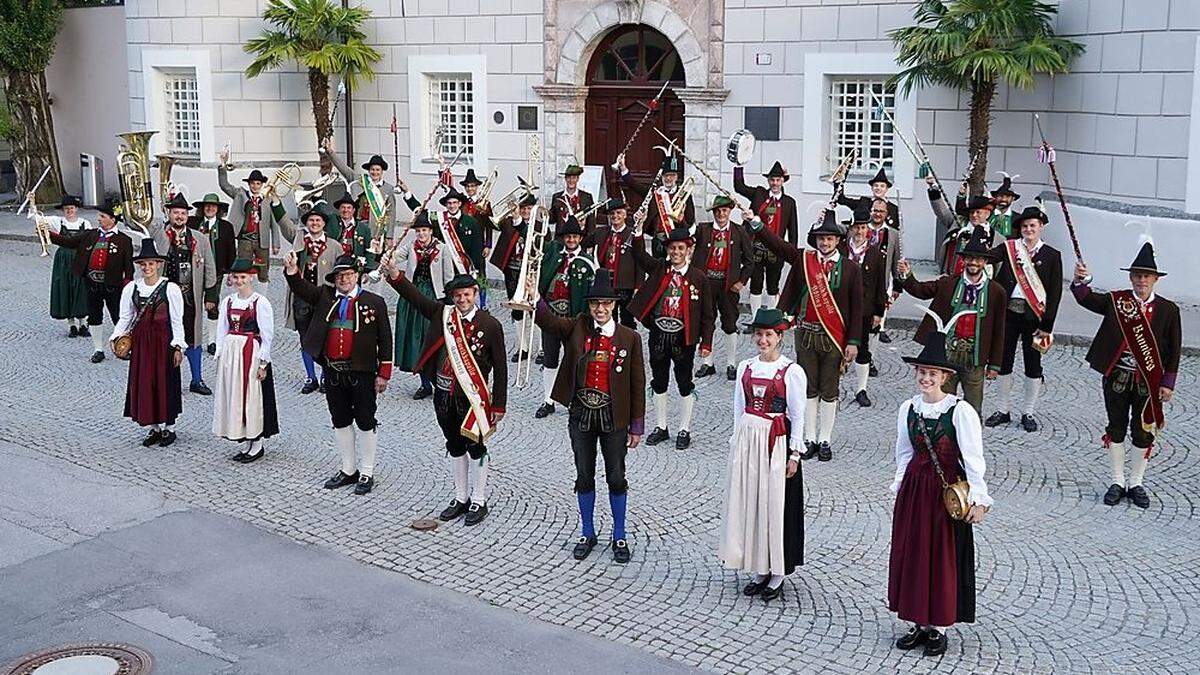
[583,24,685,187]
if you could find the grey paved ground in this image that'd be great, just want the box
[2,237,1198,673]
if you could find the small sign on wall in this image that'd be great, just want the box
[744,107,780,142]
[517,105,539,131]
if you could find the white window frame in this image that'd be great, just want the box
[141,49,215,160]
[802,53,917,199]
[408,54,489,176]
[827,77,897,180]
[161,71,202,156]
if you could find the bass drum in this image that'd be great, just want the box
[726,129,756,166]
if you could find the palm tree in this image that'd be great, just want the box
[889,0,1084,195]
[0,0,65,203]
[244,0,382,170]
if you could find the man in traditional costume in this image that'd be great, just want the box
[587,198,645,328]
[751,210,863,462]
[898,228,1006,416]
[491,193,540,330]
[279,207,341,394]
[152,193,218,396]
[217,151,285,281]
[460,168,495,286]
[433,189,485,294]
[958,173,1020,240]
[629,227,715,450]
[734,161,798,318]
[1072,237,1181,509]
[940,195,998,276]
[837,167,901,227]
[44,194,92,337]
[325,144,398,248]
[984,204,1063,432]
[392,272,507,526]
[188,192,237,355]
[111,239,187,447]
[329,193,376,265]
[842,206,889,407]
[549,164,596,240]
[618,153,695,257]
[285,253,394,496]
[692,195,752,381]
[50,201,133,363]
[867,197,902,349]
[719,307,807,603]
[535,270,645,563]
[535,215,597,418]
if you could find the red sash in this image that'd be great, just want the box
[1006,240,1046,319]
[802,250,846,354]
[654,191,675,236]
[1110,290,1166,434]
[444,308,494,442]
[440,214,473,274]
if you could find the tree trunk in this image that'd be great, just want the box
[3,68,64,205]
[967,77,995,197]
[308,68,332,174]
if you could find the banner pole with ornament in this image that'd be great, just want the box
[1034,114,1084,264]
[610,80,670,172]
[391,104,401,188]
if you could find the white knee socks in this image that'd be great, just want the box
[470,460,489,504]
[1129,452,1149,488]
[996,374,1012,414]
[358,428,378,477]
[766,294,779,310]
[749,294,762,317]
[1023,377,1041,416]
[335,426,356,476]
[655,393,669,430]
[725,333,738,367]
[678,394,696,432]
[817,400,838,443]
[542,367,557,405]
[91,331,105,353]
[854,362,869,393]
[703,351,714,367]
[452,455,470,502]
[1108,442,1126,485]
[804,397,818,443]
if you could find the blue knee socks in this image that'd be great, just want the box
[186,346,202,384]
[301,350,317,381]
[578,491,596,538]
[609,493,627,541]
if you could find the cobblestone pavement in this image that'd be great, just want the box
[4,239,1197,674]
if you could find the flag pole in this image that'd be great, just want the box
[1034,114,1084,263]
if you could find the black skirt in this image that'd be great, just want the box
[783,460,804,575]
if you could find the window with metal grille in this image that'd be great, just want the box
[828,78,895,179]
[428,74,474,162]
[163,71,200,156]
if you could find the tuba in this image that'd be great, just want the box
[117,130,158,236]
[157,154,178,204]
[505,205,549,388]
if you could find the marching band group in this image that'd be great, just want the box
[34,127,1182,657]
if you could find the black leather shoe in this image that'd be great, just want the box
[464,502,488,525]
[230,450,249,462]
[726,365,737,381]
[855,389,872,407]
[645,427,670,446]
[439,498,470,521]
[984,411,1011,427]
[412,386,432,400]
[190,381,213,396]
[869,362,878,377]
[509,350,528,363]
[1127,485,1150,509]
[158,430,177,447]
[142,430,163,447]
[68,325,79,338]
[612,538,631,564]
[760,584,782,602]
[895,625,929,650]
[239,448,265,464]
[300,378,320,395]
[206,343,216,356]
[1102,483,1126,506]
[800,441,819,461]
[323,470,359,490]
[817,442,832,462]
[534,403,555,419]
[573,535,598,560]
[742,579,767,596]
[353,475,374,495]
[78,325,91,337]
[675,430,691,450]
[695,364,716,378]
[90,351,105,364]
[1020,414,1039,432]
[923,630,947,656]
[534,351,544,365]
[878,330,892,344]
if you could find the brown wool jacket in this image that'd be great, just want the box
[1072,283,1181,389]
[756,227,864,347]
[628,239,716,348]
[691,221,753,292]
[586,224,647,291]
[840,240,889,321]
[901,274,1007,372]
[50,227,134,287]
[285,271,394,378]
[988,241,1064,333]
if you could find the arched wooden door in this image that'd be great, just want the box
[584,25,686,193]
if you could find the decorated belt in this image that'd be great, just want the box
[549,299,571,315]
[575,388,612,410]
[655,316,684,333]
[86,270,107,283]
[946,336,975,353]
[435,372,455,391]
[798,321,823,333]
[326,360,354,372]
[706,269,726,280]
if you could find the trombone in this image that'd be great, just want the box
[505,204,549,388]
[472,167,499,208]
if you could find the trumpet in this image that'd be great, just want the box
[505,205,549,387]
[473,167,499,208]
[262,162,302,202]
[294,171,350,213]
[116,130,158,237]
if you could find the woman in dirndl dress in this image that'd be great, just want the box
[889,320,992,657]
[47,194,92,335]
[390,213,458,399]
[212,258,278,463]
[718,307,807,603]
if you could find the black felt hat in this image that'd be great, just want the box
[807,209,847,248]
[445,273,480,292]
[518,192,538,208]
[851,204,871,225]
[584,269,621,301]
[332,192,357,210]
[243,169,269,184]
[163,192,191,211]
[97,200,122,221]
[965,195,995,213]
[460,169,484,187]
[361,154,388,171]
[299,207,330,228]
[1122,237,1166,276]
[867,167,892,188]
[59,194,82,208]
[665,226,694,245]
[749,307,790,331]
[763,161,789,181]
[324,254,361,283]
[958,225,999,261]
[439,189,467,207]
[902,307,963,373]
[556,215,585,238]
[991,173,1020,200]
[132,238,166,262]
[661,154,682,175]
[1014,204,1049,226]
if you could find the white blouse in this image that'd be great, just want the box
[215,292,274,363]
[111,279,187,351]
[48,215,93,233]
[891,394,993,507]
[731,355,809,450]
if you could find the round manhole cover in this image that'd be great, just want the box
[5,644,152,675]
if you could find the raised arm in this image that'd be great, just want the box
[753,222,802,265]
[534,300,575,341]
[900,273,940,300]
[217,164,239,200]
[628,234,665,273]
[732,166,757,201]
[387,267,443,319]
[326,147,355,182]
[284,268,321,306]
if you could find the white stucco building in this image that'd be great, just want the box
[41,0,1200,299]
